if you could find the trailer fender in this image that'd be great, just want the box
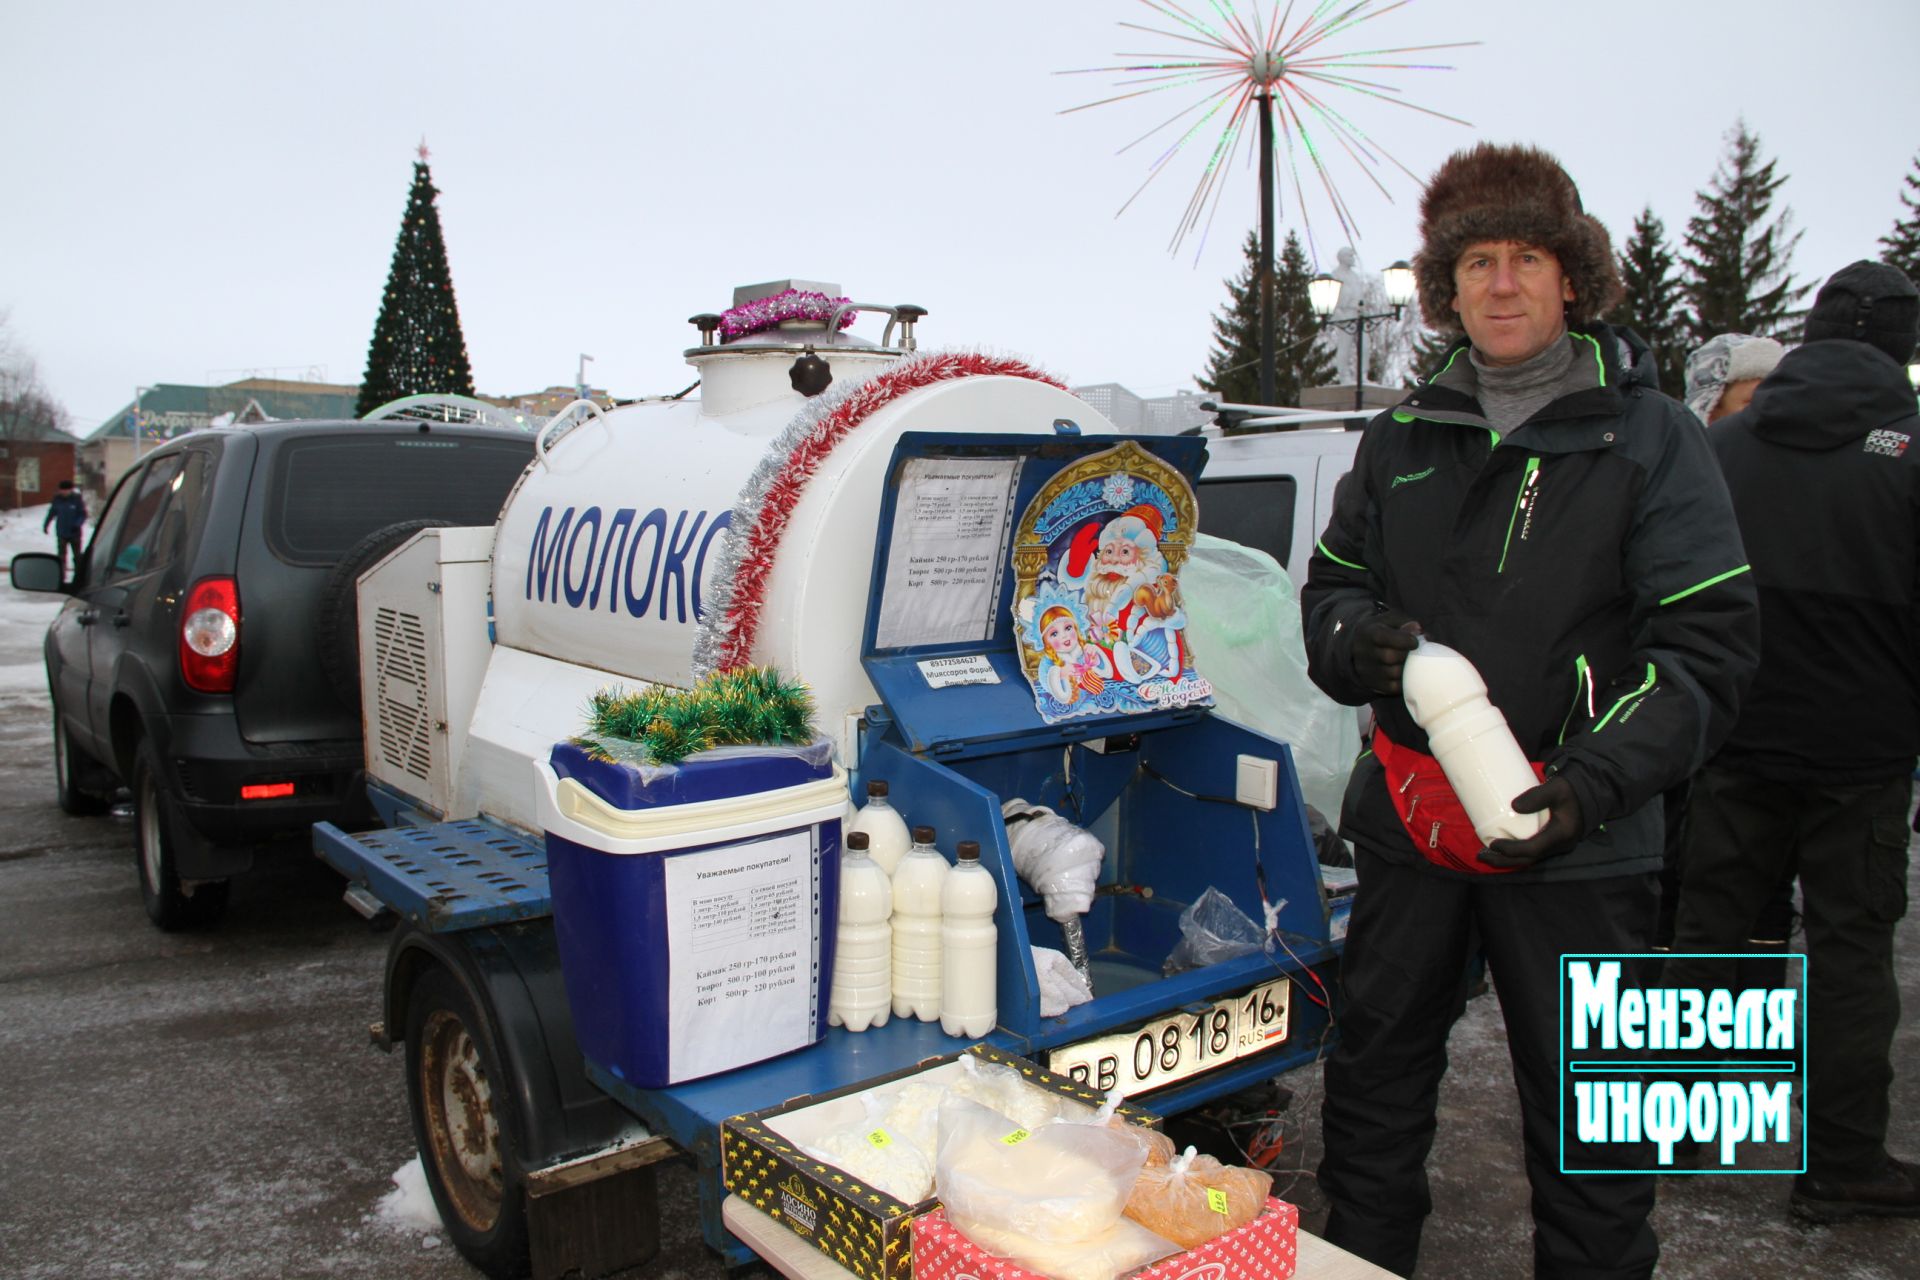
[382,922,644,1168]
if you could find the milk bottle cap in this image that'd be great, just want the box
[912,826,936,843]
[847,831,870,851]
[956,841,980,863]
[866,780,890,798]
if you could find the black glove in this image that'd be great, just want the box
[1350,609,1422,696]
[1479,776,1584,869]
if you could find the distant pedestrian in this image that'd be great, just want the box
[43,479,87,576]
[1672,260,1920,1224]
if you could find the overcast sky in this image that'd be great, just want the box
[5,1,1917,431]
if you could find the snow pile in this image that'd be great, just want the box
[0,504,66,708]
[369,1156,445,1245]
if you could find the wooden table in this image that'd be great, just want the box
[721,1195,1398,1279]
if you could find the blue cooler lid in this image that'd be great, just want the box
[860,431,1212,761]
[548,737,835,811]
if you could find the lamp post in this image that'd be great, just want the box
[1310,260,1417,411]
[576,354,595,404]
[1908,360,1919,398]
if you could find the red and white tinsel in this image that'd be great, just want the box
[692,349,1064,677]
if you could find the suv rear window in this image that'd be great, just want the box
[266,434,532,564]
[1198,475,1298,567]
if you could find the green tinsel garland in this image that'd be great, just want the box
[575,666,817,766]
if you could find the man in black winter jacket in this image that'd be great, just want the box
[1673,260,1920,1224]
[1303,144,1760,1279]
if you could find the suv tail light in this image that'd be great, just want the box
[181,576,240,693]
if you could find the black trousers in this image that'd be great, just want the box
[1671,766,1912,1177]
[1319,847,1659,1279]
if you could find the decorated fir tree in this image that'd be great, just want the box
[1197,229,1332,407]
[355,144,476,417]
[1879,150,1920,285]
[1608,207,1688,398]
[1680,121,1809,345]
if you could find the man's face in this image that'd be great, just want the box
[1450,241,1575,367]
[1709,378,1761,423]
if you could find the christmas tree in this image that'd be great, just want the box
[1680,121,1808,344]
[1880,150,1920,284]
[355,144,476,417]
[1608,207,1687,398]
[1197,229,1333,406]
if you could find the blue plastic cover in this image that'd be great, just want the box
[550,736,835,811]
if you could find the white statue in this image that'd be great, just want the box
[1317,246,1386,386]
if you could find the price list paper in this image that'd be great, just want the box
[875,456,1023,649]
[663,829,818,1080]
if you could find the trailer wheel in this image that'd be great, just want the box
[133,742,229,930]
[405,965,531,1280]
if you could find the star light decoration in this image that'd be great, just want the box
[1063,0,1473,260]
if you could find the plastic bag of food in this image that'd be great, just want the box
[1069,1088,1177,1169]
[1162,886,1270,975]
[945,1054,1066,1130]
[1123,1144,1273,1249]
[958,1214,1181,1280]
[935,1097,1143,1243]
[802,1092,936,1205]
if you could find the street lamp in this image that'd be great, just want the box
[1311,260,1417,411]
[1908,360,1919,396]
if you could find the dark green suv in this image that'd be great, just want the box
[10,420,533,928]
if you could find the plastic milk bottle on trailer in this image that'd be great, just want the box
[890,825,949,1021]
[829,831,892,1031]
[847,779,912,878]
[940,840,998,1038]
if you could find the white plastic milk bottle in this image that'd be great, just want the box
[890,825,949,1021]
[1400,638,1548,846]
[940,840,998,1039]
[846,779,911,878]
[828,830,892,1032]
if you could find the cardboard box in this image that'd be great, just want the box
[912,1197,1300,1280]
[721,1043,1162,1280]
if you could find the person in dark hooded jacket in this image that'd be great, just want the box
[1303,143,1760,1279]
[1672,260,1920,1224]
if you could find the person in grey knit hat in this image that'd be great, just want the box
[1684,333,1786,424]
[1305,141,1758,1278]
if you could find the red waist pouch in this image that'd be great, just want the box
[1371,728,1545,875]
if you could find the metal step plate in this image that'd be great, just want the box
[313,820,550,931]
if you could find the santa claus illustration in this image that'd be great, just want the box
[1059,505,1188,683]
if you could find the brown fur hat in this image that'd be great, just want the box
[1413,143,1623,333]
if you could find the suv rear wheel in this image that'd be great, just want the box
[133,741,230,930]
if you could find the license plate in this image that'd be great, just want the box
[1047,976,1291,1098]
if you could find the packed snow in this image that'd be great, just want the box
[0,504,67,711]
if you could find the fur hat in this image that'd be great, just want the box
[1802,260,1919,365]
[1413,143,1623,333]
[1684,333,1785,423]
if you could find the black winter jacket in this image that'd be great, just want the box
[1709,339,1920,783]
[1303,325,1760,881]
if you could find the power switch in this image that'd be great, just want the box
[1235,755,1279,811]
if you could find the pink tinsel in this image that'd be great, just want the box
[718,289,859,341]
[714,351,1064,671]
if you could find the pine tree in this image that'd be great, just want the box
[1880,150,1920,283]
[356,148,476,416]
[1680,121,1809,345]
[1608,207,1687,398]
[1196,229,1332,406]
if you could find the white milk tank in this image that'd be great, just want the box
[1400,639,1547,845]
[890,826,949,1021]
[940,841,998,1039]
[829,831,892,1032]
[847,779,912,879]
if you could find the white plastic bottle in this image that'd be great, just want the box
[828,831,892,1032]
[940,840,998,1039]
[846,779,912,879]
[890,825,949,1021]
[1400,638,1548,845]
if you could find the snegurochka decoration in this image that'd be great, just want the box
[718,288,860,341]
[577,666,816,765]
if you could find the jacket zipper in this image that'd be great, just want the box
[1558,654,1593,744]
[1497,456,1542,573]
[1592,663,1658,733]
